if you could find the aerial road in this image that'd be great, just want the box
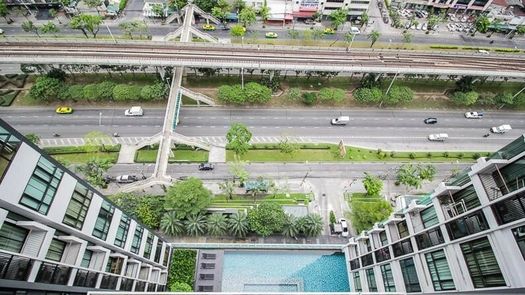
[2,107,524,151]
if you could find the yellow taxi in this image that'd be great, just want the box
[323,28,335,34]
[56,106,73,114]
[202,24,216,31]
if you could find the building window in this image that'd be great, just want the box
[364,239,372,252]
[81,250,93,268]
[450,185,481,214]
[365,268,377,292]
[379,231,388,246]
[492,191,525,225]
[19,157,63,215]
[421,206,439,228]
[92,201,114,240]
[106,256,124,274]
[353,272,362,292]
[46,238,66,262]
[350,258,360,270]
[0,222,28,253]
[392,238,413,257]
[415,228,444,250]
[397,220,409,239]
[143,233,153,259]
[114,215,131,248]
[163,246,170,266]
[492,155,525,196]
[400,257,421,292]
[154,240,163,263]
[446,210,489,240]
[512,225,525,260]
[460,237,506,288]
[374,247,391,263]
[0,126,21,182]
[425,249,455,291]
[131,226,144,254]
[63,183,93,230]
[361,253,374,267]
[380,263,396,292]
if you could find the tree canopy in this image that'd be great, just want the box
[330,8,347,30]
[348,193,392,233]
[363,172,383,196]
[248,202,287,236]
[239,6,256,28]
[70,13,103,38]
[165,177,212,219]
[226,123,252,156]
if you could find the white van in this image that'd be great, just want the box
[350,27,361,34]
[491,124,511,134]
[428,133,448,141]
[331,116,350,126]
[125,106,144,116]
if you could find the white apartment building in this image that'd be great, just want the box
[344,134,525,293]
[0,119,170,294]
[392,0,494,12]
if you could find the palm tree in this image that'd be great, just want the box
[368,30,380,47]
[228,211,249,238]
[185,213,207,236]
[281,214,299,238]
[160,211,185,236]
[219,180,236,202]
[207,213,228,236]
[298,213,324,237]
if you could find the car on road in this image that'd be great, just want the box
[323,28,335,34]
[0,29,4,34]
[424,117,438,124]
[478,49,489,55]
[198,163,215,171]
[125,106,144,116]
[304,19,315,25]
[202,24,216,31]
[350,26,361,34]
[428,133,448,141]
[115,175,140,183]
[56,106,73,114]
[491,124,512,134]
[465,111,483,119]
[339,218,349,237]
[265,32,278,38]
[331,116,350,126]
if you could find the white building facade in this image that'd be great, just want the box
[392,0,494,12]
[344,134,525,293]
[0,119,170,294]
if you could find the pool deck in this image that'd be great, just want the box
[168,235,349,249]
[194,250,224,292]
[175,243,344,250]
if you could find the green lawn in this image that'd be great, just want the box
[210,193,311,209]
[135,148,208,163]
[49,152,119,164]
[227,144,488,162]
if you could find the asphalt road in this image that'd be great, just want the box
[2,107,524,150]
[107,162,470,180]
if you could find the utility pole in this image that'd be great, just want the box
[105,22,117,44]
[513,85,525,99]
[385,71,399,96]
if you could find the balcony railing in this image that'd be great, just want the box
[415,228,445,250]
[120,278,134,291]
[0,251,33,281]
[73,269,99,288]
[35,262,72,285]
[135,281,146,291]
[100,273,119,289]
[446,210,489,240]
[147,283,156,291]
[392,238,413,257]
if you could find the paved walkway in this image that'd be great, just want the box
[209,146,226,163]
[117,144,138,164]
[166,235,349,245]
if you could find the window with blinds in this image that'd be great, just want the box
[92,201,114,241]
[400,257,421,292]
[379,231,388,246]
[19,157,63,215]
[131,226,144,254]
[397,220,409,239]
[63,183,93,230]
[154,240,163,263]
[512,225,525,260]
[446,210,489,240]
[143,233,153,259]
[425,249,455,291]
[114,215,131,248]
[460,237,506,288]
[365,268,377,292]
[81,250,93,268]
[421,206,439,228]
[46,238,66,262]
[451,185,481,213]
[492,191,525,225]
[380,263,396,292]
[0,222,28,253]
[353,272,362,292]
[0,126,21,182]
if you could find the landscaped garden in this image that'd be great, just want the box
[135,144,209,163]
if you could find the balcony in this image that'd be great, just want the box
[415,228,444,250]
[439,185,481,220]
[446,210,489,240]
[120,278,134,291]
[0,252,33,281]
[73,269,99,288]
[147,283,157,291]
[492,190,525,225]
[360,253,374,267]
[100,273,119,289]
[374,247,391,263]
[35,262,72,285]
[135,281,146,291]
[392,238,413,257]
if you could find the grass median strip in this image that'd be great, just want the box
[135,148,209,163]
[210,193,311,209]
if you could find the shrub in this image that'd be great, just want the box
[168,249,197,291]
[244,82,272,103]
[141,82,167,101]
[390,151,395,157]
[96,81,116,100]
[457,153,464,159]
[218,85,244,104]
[443,151,449,157]
[384,86,414,105]
[353,87,383,104]
[83,84,99,101]
[473,152,481,160]
[286,87,301,101]
[302,92,317,105]
[427,152,432,158]
[113,84,142,101]
[451,91,479,106]
[318,87,346,102]
[28,77,63,102]
[409,152,416,159]
[67,85,85,101]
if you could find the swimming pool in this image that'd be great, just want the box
[221,250,350,292]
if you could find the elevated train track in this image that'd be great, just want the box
[1,40,524,78]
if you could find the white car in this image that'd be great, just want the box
[0,29,4,34]
[339,218,349,237]
[491,124,512,134]
[465,111,483,119]
[428,133,449,141]
[125,106,144,116]
[115,175,140,183]
[350,26,361,34]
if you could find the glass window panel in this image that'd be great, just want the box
[0,222,28,253]
[380,263,396,292]
[425,249,455,291]
[366,268,377,292]
[400,257,421,292]
[460,237,506,288]
[81,250,93,268]
[114,215,131,248]
[353,272,362,292]
[92,201,114,240]
[46,238,66,262]
[63,183,93,230]
[512,225,525,260]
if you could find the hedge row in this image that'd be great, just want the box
[167,249,197,291]
[217,82,272,104]
[353,86,414,105]
[43,145,121,155]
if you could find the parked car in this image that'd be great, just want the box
[478,49,489,55]
[424,117,438,124]
[115,175,140,183]
[0,29,4,34]
[198,163,215,171]
[56,106,73,114]
[323,28,335,34]
[304,19,315,24]
[465,111,483,119]
[350,26,361,34]
[202,24,216,31]
[331,116,350,126]
[339,218,349,237]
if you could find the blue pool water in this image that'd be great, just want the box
[221,250,350,292]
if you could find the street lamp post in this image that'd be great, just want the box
[385,71,399,96]
[105,22,117,44]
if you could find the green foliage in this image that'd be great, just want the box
[302,92,317,105]
[141,82,167,100]
[360,73,382,88]
[83,84,99,101]
[419,164,437,181]
[22,20,40,36]
[248,202,286,237]
[228,211,249,238]
[96,81,116,100]
[396,164,436,190]
[119,20,148,39]
[76,158,112,187]
[368,30,380,47]
[451,91,479,106]
[475,15,490,33]
[119,0,128,11]
[281,214,300,238]
[455,76,476,92]
[493,92,514,108]
[278,137,298,154]
[25,133,40,144]
[348,193,393,233]
[185,213,207,236]
[297,213,323,237]
[67,85,85,101]
[160,211,185,236]
[318,87,346,102]
[353,87,383,104]
[165,177,212,219]
[136,195,164,228]
[286,87,301,101]
[226,123,252,156]
[168,249,197,290]
[29,77,63,102]
[47,68,67,82]
[228,161,250,183]
[69,13,103,38]
[230,24,246,37]
[151,3,166,18]
[288,29,300,39]
[108,192,140,217]
[41,21,59,35]
[363,172,383,196]
[329,210,336,225]
[217,83,271,104]
[170,282,193,292]
[402,30,412,43]
[330,8,347,30]
[113,84,142,100]
[207,213,228,236]
[239,6,256,27]
[384,86,414,105]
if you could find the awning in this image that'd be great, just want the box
[293,11,315,18]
